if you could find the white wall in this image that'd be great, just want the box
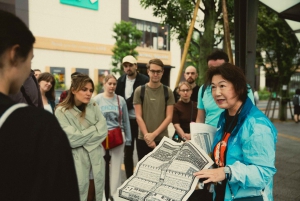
[129,0,161,23]
[29,0,121,87]
[29,0,120,44]
[259,66,266,90]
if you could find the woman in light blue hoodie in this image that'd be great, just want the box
[93,74,131,198]
[194,63,277,201]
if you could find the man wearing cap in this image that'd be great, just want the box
[115,55,149,178]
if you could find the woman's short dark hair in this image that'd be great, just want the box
[0,10,35,68]
[38,72,56,101]
[206,63,248,102]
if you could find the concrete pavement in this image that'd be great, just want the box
[272,121,300,201]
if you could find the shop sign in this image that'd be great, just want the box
[60,0,98,10]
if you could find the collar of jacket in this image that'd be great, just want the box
[219,97,254,136]
[119,72,143,83]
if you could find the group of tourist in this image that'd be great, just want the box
[0,10,277,201]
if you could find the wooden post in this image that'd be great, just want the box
[174,0,201,88]
[222,0,233,64]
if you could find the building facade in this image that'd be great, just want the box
[0,0,181,100]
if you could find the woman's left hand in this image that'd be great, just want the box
[194,167,226,184]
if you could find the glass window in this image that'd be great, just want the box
[130,18,170,51]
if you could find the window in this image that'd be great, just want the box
[130,18,170,51]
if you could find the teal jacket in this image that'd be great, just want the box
[213,97,277,201]
[55,100,107,201]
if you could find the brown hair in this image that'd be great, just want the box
[38,72,55,101]
[206,63,249,102]
[146,58,164,70]
[58,74,94,117]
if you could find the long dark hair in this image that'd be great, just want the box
[38,72,56,101]
[0,10,35,68]
[58,74,94,117]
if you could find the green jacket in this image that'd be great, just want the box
[55,100,107,201]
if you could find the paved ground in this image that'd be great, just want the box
[272,121,300,201]
[117,101,300,200]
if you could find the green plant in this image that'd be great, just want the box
[258,87,271,100]
[111,21,142,75]
[95,83,103,94]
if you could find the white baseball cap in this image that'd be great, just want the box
[122,55,137,64]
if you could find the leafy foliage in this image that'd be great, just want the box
[256,2,300,120]
[140,0,225,85]
[111,21,142,75]
[256,3,300,93]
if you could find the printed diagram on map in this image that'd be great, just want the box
[117,137,213,201]
[190,123,217,155]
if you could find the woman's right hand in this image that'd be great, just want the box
[183,133,191,140]
[146,140,156,148]
[194,167,226,184]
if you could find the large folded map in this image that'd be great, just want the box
[117,137,213,201]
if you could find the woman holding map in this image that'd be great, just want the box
[194,63,277,201]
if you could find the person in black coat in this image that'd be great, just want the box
[9,69,43,108]
[115,55,149,178]
[0,10,79,201]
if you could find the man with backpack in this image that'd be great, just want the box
[115,55,149,178]
[133,58,175,160]
[196,50,255,128]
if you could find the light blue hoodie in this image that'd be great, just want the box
[213,97,277,201]
[93,93,132,146]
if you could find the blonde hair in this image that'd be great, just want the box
[103,74,117,84]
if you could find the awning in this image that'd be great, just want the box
[260,0,300,42]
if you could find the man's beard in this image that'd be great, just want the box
[187,78,195,84]
[126,70,135,76]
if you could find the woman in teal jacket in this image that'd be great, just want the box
[195,63,277,201]
[55,74,107,201]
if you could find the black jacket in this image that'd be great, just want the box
[0,93,80,201]
[115,73,149,110]
[9,70,43,108]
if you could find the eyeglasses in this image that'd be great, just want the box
[179,89,191,92]
[149,70,163,75]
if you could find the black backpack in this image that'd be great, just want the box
[293,94,300,106]
[201,84,208,99]
[140,84,169,107]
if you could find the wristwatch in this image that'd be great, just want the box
[224,166,232,180]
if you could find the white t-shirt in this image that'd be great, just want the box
[44,104,53,114]
[125,77,136,119]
